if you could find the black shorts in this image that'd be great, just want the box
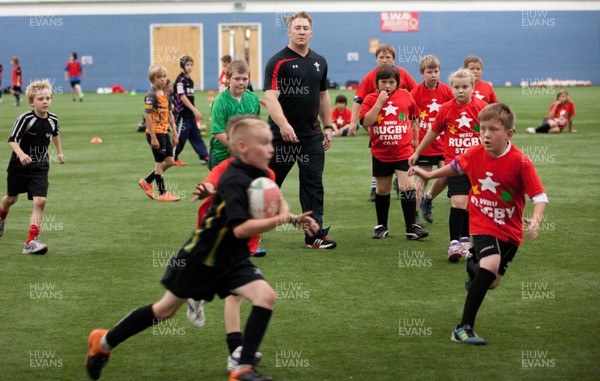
[7,171,49,200]
[472,234,518,276]
[372,156,409,177]
[12,86,22,93]
[416,155,444,166]
[447,173,470,197]
[146,133,173,162]
[70,80,81,88]
[161,254,265,302]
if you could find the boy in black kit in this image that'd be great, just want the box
[172,55,209,166]
[85,118,319,381]
[0,80,66,254]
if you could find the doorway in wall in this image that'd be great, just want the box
[219,24,261,89]
[150,24,203,89]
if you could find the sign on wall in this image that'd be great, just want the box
[380,12,419,32]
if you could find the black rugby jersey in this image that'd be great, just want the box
[7,111,59,173]
[264,46,328,138]
[182,158,269,269]
[173,72,195,118]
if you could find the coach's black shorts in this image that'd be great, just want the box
[7,171,48,200]
[70,80,81,88]
[416,155,444,166]
[447,173,470,197]
[472,234,518,276]
[146,133,173,162]
[372,156,409,177]
[161,254,265,302]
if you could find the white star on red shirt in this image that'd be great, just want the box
[382,101,398,116]
[478,172,501,193]
[427,99,441,113]
[456,112,473,128]
[474,91,484,100]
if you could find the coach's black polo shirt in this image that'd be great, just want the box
[264,46,328,139]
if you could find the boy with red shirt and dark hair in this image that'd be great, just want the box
[331,94,351,136]
[64,52,86,102]
[409,69,487,262]
[410,55,453,225]
[410,103,548,344]
[360,64,428,240]
[464,55,498,104]
[350,44,418,201]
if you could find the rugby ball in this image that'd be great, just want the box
[247,177,281,219]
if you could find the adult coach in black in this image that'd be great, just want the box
[263,11,336,249]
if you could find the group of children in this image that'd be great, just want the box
[0,36,564,380]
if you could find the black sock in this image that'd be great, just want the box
[105,304,157,348]
[535,123,551,133]
[375,193,390,226]
[460,268,496,327]
[461,211,470,237]
[239,306,272,365]
[400,190,417,231]
[156,175,165,195]
[466,254,479,279]
[15,93,20,104]
[227,332,244,355]
[449,207,466,241]
[144,171,156,184]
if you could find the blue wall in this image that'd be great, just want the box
[0,10,598,91]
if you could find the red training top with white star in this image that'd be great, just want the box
[354,66,417,104]
[432,98,488,164]
[360,89,419,162]
[332,107,352,128]
[456,143,545,246]
[473,80,498,104]
[410,82,453,156]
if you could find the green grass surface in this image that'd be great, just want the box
[0,87,599,380]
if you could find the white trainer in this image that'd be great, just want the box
[227,346,263,372]
[186,299,205,328]
[23,238,48,255]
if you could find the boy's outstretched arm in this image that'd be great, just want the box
[233,205,319,239]
[409,161,458,180]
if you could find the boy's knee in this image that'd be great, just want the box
[33,197,47,208]
[4,195,18,205]
[263,288,277,308]
[152,304,177,320]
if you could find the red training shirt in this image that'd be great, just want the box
[410,82,453,157]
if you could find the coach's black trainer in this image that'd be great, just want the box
[306,226,337,249]
[306,235,337,249]
[372,225,389,239]
[406,224,429,240]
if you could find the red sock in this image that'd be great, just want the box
[0,207,8,220]
[27,224,40,243]
[248,235,260,253]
